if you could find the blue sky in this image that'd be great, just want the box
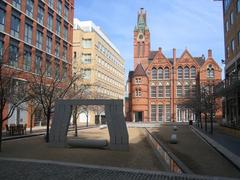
[75,0,224,79]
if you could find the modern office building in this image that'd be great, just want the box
[126,8,222,123]
[217,0,240,128]
[73,19,125,124]
[0,0,74,127]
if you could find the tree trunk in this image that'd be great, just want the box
[73,106,78,137]
[204,113,207,132]
[0,115,2,152]
[30,108,34,134]
[45,111,51,143]
[199,112,203,129]
[210,109,213,134]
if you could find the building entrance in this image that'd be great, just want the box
[135,112,143,122]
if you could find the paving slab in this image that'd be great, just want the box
[148,126,240,178]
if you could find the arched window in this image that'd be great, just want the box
[152,67,157,79]
[191,85,197,96]
[150,86,156,98]
[164,67,169,79]
[207,64,214,79]
[178,67,183,79]
[191,66,196,79]
[184,82,190,96]
[158,68,163,79]
[177,82,183,97]
[184,67,190,79]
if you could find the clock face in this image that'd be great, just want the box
[138,33,144,41]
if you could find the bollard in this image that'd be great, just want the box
[170,134,178,144]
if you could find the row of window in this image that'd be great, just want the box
[0,4,69,44]
[226,31,240,58]
[1,40,67,79]
[11,0,69,21]
[97,56,124,79]
[134,85,196,98]
[96,41,124,69]
[225,0,240,31]
[151,66,196,80]
[96,86,122,99]
[151,104,171,122]
[97,71,123,88]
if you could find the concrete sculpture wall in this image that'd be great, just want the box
[49,99,129,150]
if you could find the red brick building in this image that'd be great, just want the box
[0,0,74,127]
[126,8,222,123]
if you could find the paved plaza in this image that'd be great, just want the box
[148,126,240,178]
[0,128,164,171]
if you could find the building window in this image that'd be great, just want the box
[11,15,20,38]
[82,54,91,64]
[46,59,52,77]
[26,0,33,18]
[226,21,229,32]
[158,86,163,97]
[82,39,92,48]
[238,31,240,46]
[135,78,142,84]
[177,85,182,97]
[56,20,61,36]
[57,0,62,15]
[12,0,21,10]
[46,36,52,54]
[231,39,235,52]
[164,67,169,79]
[184,84,190,97]
[35,54,41,74]
[81,69,91,80]
[23,50,31,71]
[64,5,69,20]
[230,11,234,25]
[0,8,5,32]
[62,63,67,79]
[178,67,183,79]
[63,26,68,40]
[135,88,141,97]
[166,105,171,122]
[158,105,163,122]
[191,66,196,78]
[158,68,163,79]
[184,67,190,79]
[165,85,171,97]
[24,23,32,44]
[55,42,60,57]
[48,0,54,8]
[36,30,43,49]
[47,13,53,30]
[9,44,19,68]
[207,65,214,79]
[151,105,156,121]
[152,68,157,79]
[192,85,196,96]
[37,5,44,25]
[227,46,230,58]
[150,86,156,98]
[63,46,67,61]
[55,62,60,79]
[238,0,240,13]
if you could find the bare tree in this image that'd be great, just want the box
[0,47,30,151]
[28,70,79,142]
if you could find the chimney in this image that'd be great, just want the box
[208,49,212,59]
[173,48,176,64]
[158,47,162,52]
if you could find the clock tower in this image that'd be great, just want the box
[134,8,150,70]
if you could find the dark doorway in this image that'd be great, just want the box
[135,112,143,122]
